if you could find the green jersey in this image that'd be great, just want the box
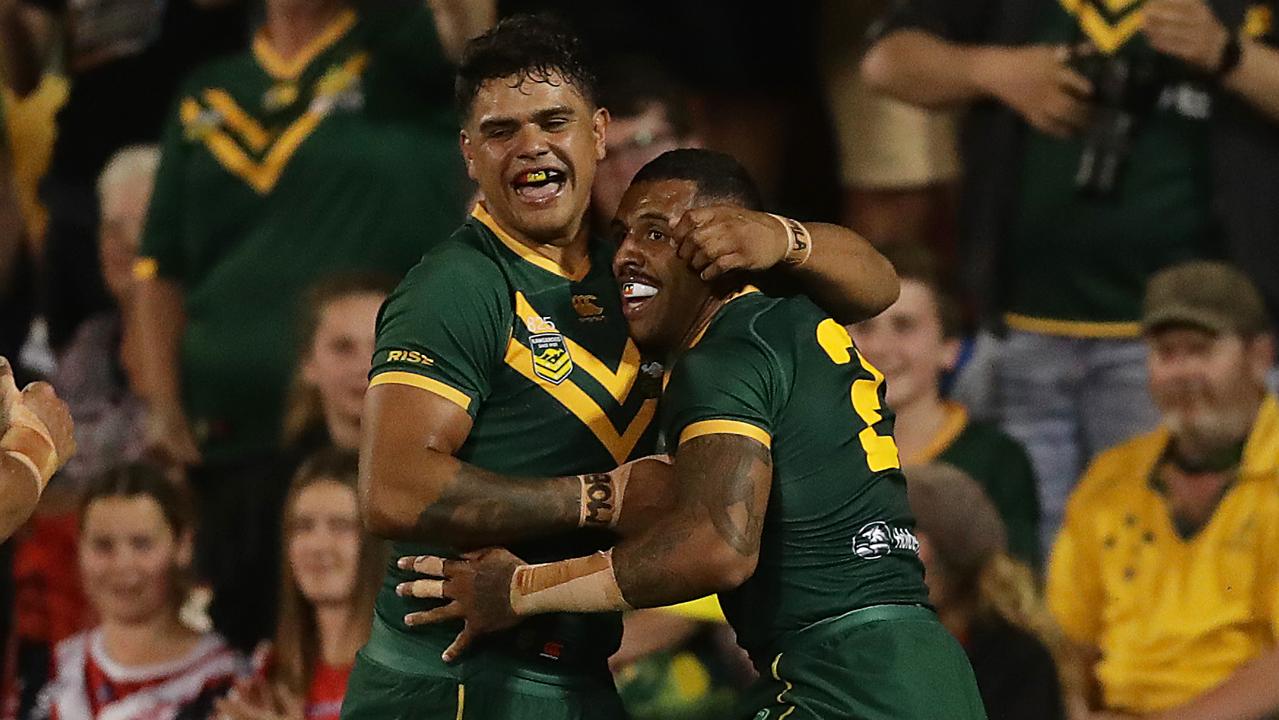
[662,289,929,669]
[1006,0,1216,333]
[368,204,659,672]
[926,403,1042,568]
[139,5,464,461]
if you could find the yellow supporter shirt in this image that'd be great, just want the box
[1047,394,1279,714]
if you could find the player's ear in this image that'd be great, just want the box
[592,107,610,162]
[459,131,478,181]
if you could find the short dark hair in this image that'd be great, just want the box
[455,14,599,118]
[881,244,963,339]
[597,56,693,137]
[631,149,764,212]
[79,463,196,537]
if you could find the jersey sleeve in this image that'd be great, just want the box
[1045,474,1106,647]
[662,335,783,451]
[368,242,510,418]
[136,92,195,283]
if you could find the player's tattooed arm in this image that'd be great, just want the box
[393,432,770,660]
[361,383,668,548]
[361,383,581,547]
[612,433,772,607]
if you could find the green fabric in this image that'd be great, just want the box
[938,421,1042,568]
[661,292,930,669]
[1006,0,1216,324]
[366,214,659,676]
[140,5,464,461]
[343,620,627,720]
[740,604,986,720]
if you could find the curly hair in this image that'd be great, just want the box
[455,14,599,117]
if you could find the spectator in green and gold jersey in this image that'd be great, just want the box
[852,244,1042,567]
[132,0,492,652]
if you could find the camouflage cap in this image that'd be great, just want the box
[1142,261,1270,337]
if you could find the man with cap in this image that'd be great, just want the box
[1046,260,1279,719]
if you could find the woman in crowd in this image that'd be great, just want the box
[281,273,395,455]
[31,464,241,720]
[907,462,1065,720]
[215,449,383,720]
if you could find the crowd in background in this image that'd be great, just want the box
[0,0,1276,718]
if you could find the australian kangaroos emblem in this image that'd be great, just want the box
[526,314,574,384]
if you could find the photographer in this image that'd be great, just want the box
[861,0,1279,555]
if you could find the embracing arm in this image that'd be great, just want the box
[673,206,899,325]
[360,383,667,548]
[609,433,771,606]
[360,383,581,547]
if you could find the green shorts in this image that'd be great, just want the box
[340,617,628,720]
[740,604,987,720]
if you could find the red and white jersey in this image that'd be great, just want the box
[38,629,243,720]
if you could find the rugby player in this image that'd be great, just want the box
[395,150,988,719]
[344,16,901,720]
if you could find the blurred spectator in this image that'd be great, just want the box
[820,0,960,250]
[862,0,1279,552]
[205,273,392,651]
[22,464,241,720]
[1047,261,1278,717]
[132,0,478,651]
[47,146,156,491]
[591,57,700,233]
[0,0,251,353]
[281,274,395,456]
[908,462,1065,720]
[215,449,382,720]
[851,245,1041,567]
[612,598,749,720]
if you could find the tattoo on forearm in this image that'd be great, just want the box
[579,473,615,528]
[415,465,580,548]
[614,435,771,607]
[691,435,771,556]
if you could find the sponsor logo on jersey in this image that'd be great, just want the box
[852,521,919,560]
[753,711,770,720]
[385,349,435,366]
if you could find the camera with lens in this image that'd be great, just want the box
[1070,47,1164,197]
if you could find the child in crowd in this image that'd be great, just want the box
[31,464,242,720]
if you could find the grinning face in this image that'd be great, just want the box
[79,496,191,626]
[286,479,362,609]
[849,280,960,410]
[611,179,712,355]
[1147,327,1270,454]
[460,72,608,247]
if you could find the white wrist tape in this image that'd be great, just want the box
[509,550,633,616]
[0,404,58,494]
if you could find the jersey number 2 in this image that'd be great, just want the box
[816,320,901,472]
